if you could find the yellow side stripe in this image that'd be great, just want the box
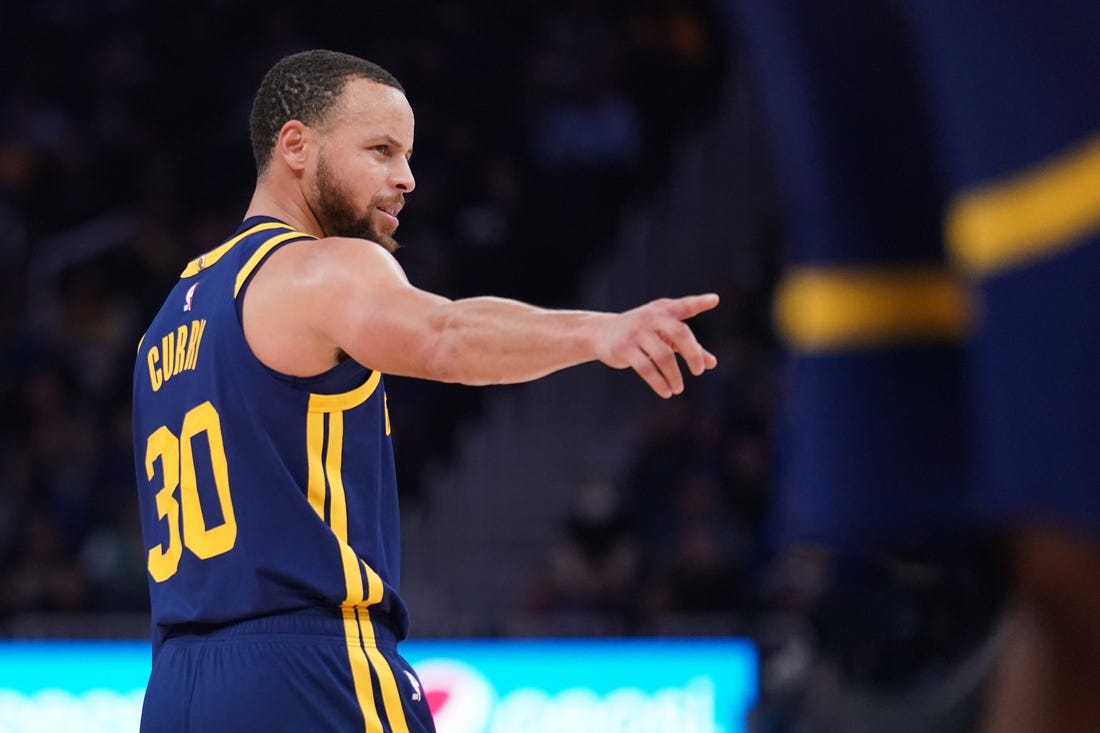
[948,130,1100,275]
[304,402,388,606]
[233,230,317,297]
[305,412,327,521]
[775,266,970,351]
[359,609,412,733]
[324,411,367,607]
[323,415,386,731]
[309,370,382,414]
[344,608,384,733]
[306,400,399,732]
[180,222,292,278]
[326,412,347,543]
[361,561,385,607]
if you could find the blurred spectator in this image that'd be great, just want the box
[4,514,89,614]
[623,0,727,178]
[645,470,752,617]
[525,477,642,622]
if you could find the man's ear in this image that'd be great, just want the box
[275,120,310,172]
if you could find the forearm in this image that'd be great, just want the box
[424,296,612,385]
[260,236,716,395]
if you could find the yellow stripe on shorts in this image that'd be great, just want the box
[358,609,411,733]
[343,607,384,733]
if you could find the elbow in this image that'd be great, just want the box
[420,339,495,386]
[416,322,472,384]
[413,306,459,383]
[415,304,500,386]
[419,338,462,383]
[418,333,505,386]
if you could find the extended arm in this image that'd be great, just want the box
[243,236,718,397]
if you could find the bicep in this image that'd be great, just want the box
[312,240,453,379]
[243,237,450,379]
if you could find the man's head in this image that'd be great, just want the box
[250,50,415,251]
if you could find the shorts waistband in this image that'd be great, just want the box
[163,607,399,648]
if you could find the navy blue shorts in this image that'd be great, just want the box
[140,609,435,733]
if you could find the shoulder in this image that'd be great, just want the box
[283,235,404,280]
[241,235,417,376]
[249,235,406,300]
[239,237,378,376]
[244,235,411,339]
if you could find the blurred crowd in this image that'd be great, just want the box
[519,309,780,636]
[0,0,734,625]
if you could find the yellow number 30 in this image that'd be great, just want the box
[145,401,237,582]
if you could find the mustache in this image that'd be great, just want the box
[374,194,406,212]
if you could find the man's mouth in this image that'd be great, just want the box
[376,202,403,228]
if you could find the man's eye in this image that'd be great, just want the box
[373,145,389,155]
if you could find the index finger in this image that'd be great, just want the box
[670,293,720,320]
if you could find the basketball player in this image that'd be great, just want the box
[733,0,1100,729]
[132,50,718,732]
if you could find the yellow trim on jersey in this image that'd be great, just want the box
[325,411,369,606]
[304,391,388,605]
[361,560,385,606]
[180,222,292,278]
[308,370,383,413]
[326,412,347,542]
[306,412,327,521]
[233,230,318,298]
[775,266,970,351]
[948,130,1100,275]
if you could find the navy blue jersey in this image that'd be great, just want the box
[133,217,410,648]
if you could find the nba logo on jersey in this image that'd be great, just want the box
[184,282,199,312]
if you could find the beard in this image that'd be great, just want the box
[314,153,401,253]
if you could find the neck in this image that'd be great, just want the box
[244,180,326,239]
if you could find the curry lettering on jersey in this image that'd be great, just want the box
[146,319,207,391]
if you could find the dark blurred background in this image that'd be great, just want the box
[0,1,1001,729]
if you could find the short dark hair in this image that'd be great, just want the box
[249,49,404,174]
